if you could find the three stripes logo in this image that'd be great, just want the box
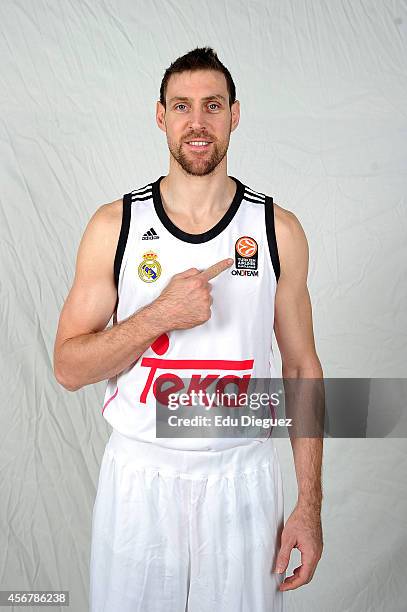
[142,227,159,240]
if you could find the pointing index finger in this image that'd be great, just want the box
[199,258,234,281]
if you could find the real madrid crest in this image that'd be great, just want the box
[138,251,162,283]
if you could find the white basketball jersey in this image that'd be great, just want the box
[101,175,281,450]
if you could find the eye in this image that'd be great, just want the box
[208,103,220,110]
[175,103,187,111]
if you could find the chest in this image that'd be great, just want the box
[118,217,274,319]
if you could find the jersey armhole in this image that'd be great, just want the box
[113,193,132,311]
[265,195,280,283]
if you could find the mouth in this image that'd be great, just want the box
[184,140,213,151]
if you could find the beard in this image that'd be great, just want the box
[166,123,232,177]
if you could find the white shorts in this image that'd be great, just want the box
[89,431,285,611]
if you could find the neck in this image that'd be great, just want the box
[160,167,237,216]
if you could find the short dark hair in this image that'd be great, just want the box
[159,46,236,109]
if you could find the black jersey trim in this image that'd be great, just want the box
[244,186,266,203]
[113,193,132,309]
[265,195,280,282]
[244,194,266,204]
[152,175,245,244]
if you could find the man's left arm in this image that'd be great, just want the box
[272,204,324,591]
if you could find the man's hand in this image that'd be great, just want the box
[274,504,323,591]
[153,258,234,331]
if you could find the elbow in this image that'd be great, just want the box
[54,342,83,391]
[53,364,81,392]
[282,355,324,378]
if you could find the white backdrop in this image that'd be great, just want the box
[1,1,406,610]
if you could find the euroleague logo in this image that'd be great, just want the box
[232,236,259,276]
[236,236,257,257]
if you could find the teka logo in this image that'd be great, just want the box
[139,333,254,405]
[101,334,255,414]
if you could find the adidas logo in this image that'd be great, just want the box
[142,227,159,240]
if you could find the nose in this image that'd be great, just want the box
[187,107,209,132]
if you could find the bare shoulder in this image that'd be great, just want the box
[54,198,125,363]
[95,197,123,225]
[72,197,125,287]
[272,202,309,272]
[81,197,123,252]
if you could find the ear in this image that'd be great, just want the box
[230,99,240,132]
[156,100,166,133]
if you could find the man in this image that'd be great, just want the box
[54,46,323,611]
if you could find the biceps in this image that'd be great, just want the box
[274,280,316,367]
[58,276,117,340]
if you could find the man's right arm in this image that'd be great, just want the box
[53,200,167,392]
[53,199,233,392]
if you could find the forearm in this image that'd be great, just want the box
[291,436,323,514]
[283,360,324,514]
[55,302,167,391]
